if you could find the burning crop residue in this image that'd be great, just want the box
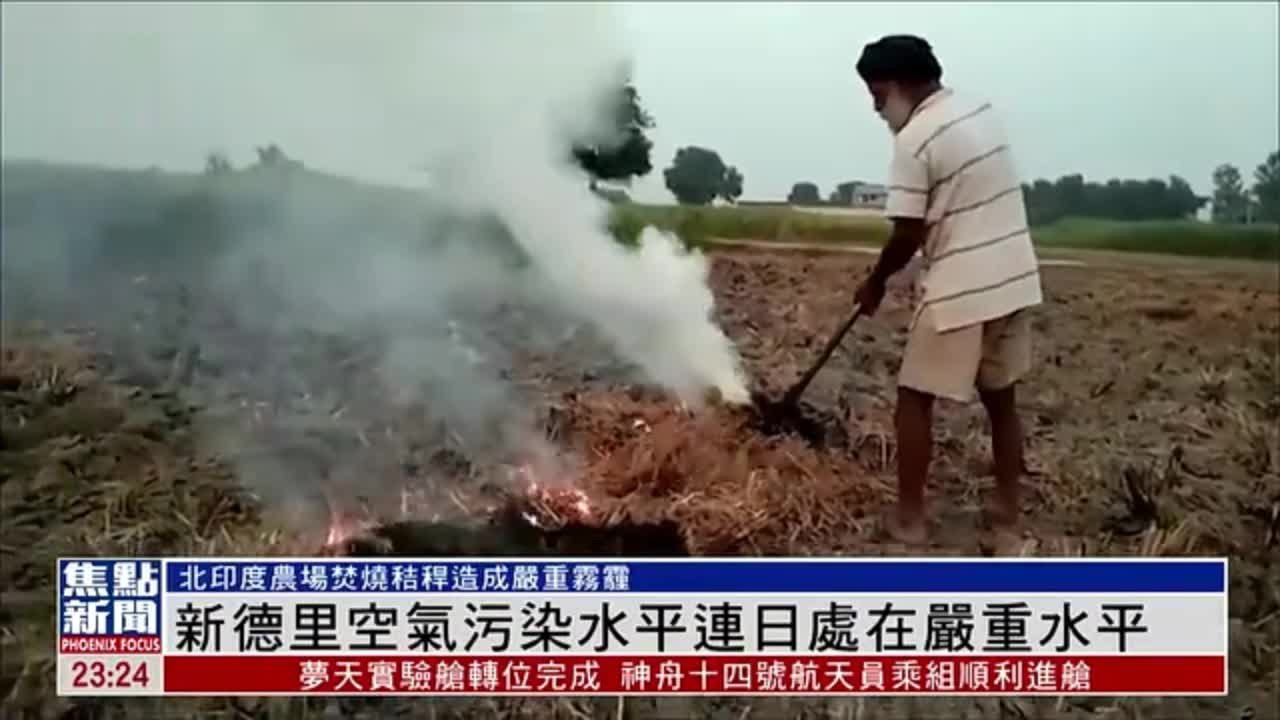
[322,510,377,555]
[318,458,607,559]
[526,483,594,527]
[317,385,877,560]
[319,498,383,557]
[512,462,597,529]
[314,429,702,561]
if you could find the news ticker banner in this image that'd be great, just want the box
[57,557,1227,697]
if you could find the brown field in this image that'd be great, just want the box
[1,246,1277,719]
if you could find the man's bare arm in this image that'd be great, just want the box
[869,217,927,286]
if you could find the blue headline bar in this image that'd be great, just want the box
[157,559,1226,594]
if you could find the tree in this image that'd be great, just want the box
[253,144,303,171]
[1253,150,1280,223]
[787,182,821,205]
[571,83,655,184]
[204,152,233,176]
[721,166,744,204]
[1211,163,1249,223]
[1055,174,1086,216]
[1022,179,1061,225]
[662,146,744,205]
[1165,175,1207,219]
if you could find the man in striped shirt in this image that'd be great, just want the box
[852,35,1043,545]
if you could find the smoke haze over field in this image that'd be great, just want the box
[0,3,749,522]
[252,2,749,403]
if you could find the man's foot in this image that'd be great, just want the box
[977,504,1018,532]
[979,501,1027,557]
[979,528,1029,557]
[981,501,1020,533]
[878,508,929,546]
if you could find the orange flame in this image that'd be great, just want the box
[516,463,594,525]
[321,488,378,554]
[319,458,598,556]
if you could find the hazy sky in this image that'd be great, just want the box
[3,2,1277,202]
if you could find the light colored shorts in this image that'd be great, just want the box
[898,308,1033,402]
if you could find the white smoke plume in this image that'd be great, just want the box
[2,3,751,522]
[255,2,750,405]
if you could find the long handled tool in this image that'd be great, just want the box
[778,304,864,408]
[754,304,864,420]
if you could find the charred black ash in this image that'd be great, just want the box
[748,389,849,449]
[333,494,689,558]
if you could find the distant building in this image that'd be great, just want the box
[850,182,888,208]
[829,180,888,209]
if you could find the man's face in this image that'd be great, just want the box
[867,80,893,113]
[866,80,912,133]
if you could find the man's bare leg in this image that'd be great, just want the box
[979,383,1022,528]
[891,385,934,542]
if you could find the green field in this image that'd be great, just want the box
[1030,216,1280,260]
[4,161,1276,263]
[611,203,1280,262]
[610,203,888,248]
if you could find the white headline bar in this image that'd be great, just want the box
[161,594,1224,656]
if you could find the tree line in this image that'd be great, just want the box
[199,78,1279,223]
[1021,174,1205,225]
[1022,153,1278,225]
[784,151,1279,226]
[783,174,1204,222]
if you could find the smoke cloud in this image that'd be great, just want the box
[255,3,749,404]
[1,3,749,522]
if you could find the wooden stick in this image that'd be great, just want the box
[779,305,863,408]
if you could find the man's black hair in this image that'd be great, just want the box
[855,34,943,85]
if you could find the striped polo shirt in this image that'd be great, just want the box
[884,88,1043,332]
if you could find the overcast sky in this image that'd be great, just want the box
[3,2,1276,203]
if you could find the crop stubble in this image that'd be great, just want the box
[1,249,1276,719]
